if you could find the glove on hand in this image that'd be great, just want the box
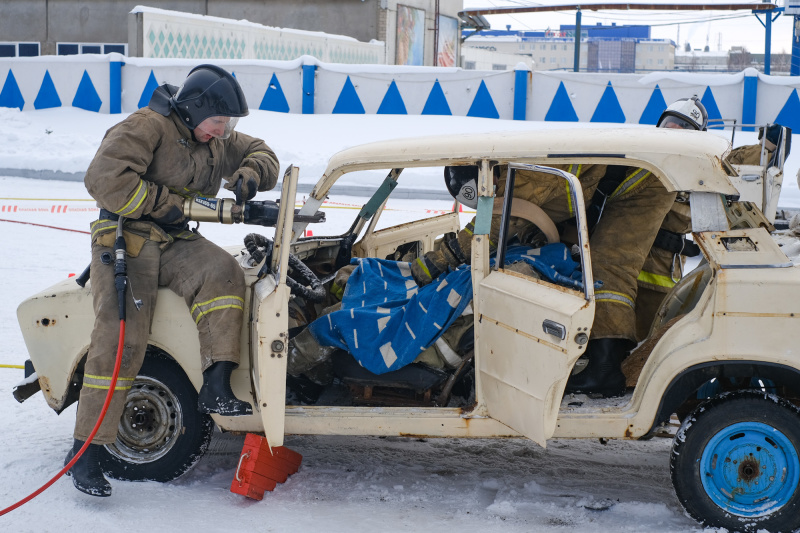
[224,171,260,204]
[411,254,443,287]
[150,190,185,225]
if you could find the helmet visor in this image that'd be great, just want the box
[659,115,699,131]
[194,115,239,141]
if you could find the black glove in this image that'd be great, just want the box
[224,173,259,204]
[150,190,185,225]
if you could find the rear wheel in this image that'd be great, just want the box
[98,350,214,482]
[671,390,800,532]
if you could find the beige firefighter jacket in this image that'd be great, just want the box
[727,143,773,166]
[84,107,279,227]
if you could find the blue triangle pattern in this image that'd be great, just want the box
[774,89,800,134]
[545,82,578,122]
[72,70,102,112]
[260,73,290,113]
[467,80,499,119]
[591,81,625,123]
[421,80,452,116]
[34,70,62,110]
[138,70,159,109]
[332,76,365,114]
[639,85,667,125]
[377,80,407,115]
[700,87,723,130]
[0,70,25,110]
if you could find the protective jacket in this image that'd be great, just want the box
[727,144,773,166]
[85,85,278,230]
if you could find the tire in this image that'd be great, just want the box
[98,350,214,482]
[671,390,800,532]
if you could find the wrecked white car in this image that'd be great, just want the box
[16,127,800,532]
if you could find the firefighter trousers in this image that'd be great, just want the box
[74,236,246,444]
[589,175,677,342]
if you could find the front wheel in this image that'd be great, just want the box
[671,390,800,532]
[98,350,214,482]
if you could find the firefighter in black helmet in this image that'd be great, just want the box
[65,65,279,497]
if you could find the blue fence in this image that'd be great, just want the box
[1,55,799,134]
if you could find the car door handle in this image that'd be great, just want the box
[542,319,566,340]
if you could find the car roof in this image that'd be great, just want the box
[312,127,738,198]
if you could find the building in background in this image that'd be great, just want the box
[462,23,674,73]
[0,0,462,66]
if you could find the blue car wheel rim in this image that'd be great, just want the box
[700,421,800,517]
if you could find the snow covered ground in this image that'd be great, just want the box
[1,107,796,530]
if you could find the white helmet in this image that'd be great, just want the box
[444,166,479,209]
[657,95,708,131]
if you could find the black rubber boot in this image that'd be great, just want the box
[64,439,112,497]
[564,338,630,398]
[197,361,253,416]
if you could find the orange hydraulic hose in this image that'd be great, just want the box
[0,319,126,516]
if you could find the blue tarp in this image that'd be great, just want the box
[308,243,594,375]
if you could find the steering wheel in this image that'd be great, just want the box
[244,233,326,303]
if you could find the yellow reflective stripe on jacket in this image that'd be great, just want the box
[191,295,244,324]
[90,218,118,239]
[610,168,651,200]
[638,270,677,289]
[595,290,635,309]
[116,179,148,216]
[83,373,135,391]
[565,164,582,216]
[170,229,199,241]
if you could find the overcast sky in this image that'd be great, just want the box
[461,1,798,54]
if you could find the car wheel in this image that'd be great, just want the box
[98,350,214,482]
[671,390,800,532]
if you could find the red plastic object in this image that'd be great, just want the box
[230,434,303,500]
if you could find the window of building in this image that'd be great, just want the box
[550,57,556,63]
[541,56,546,62]
[658,59,664,65]
[0,42,40,57]
[492,64,506,71]
[563,45,568,51]
[464,61,476,70]
[57,42,127,56]
[551,44,557,50]
[647,58,653,64]
[560,57,567,63]
[540,44,546,50]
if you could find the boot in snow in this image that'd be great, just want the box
[197,361,253,416]
[64,438,112,497]
[564,338,630,398]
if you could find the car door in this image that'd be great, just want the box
[254,166,298,448]
[474,163,596,447]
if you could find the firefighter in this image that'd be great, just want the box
[633,97,709,342]
[66,64,279,497]
[635,115,791,341]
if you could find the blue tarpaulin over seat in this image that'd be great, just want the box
[308,243,593,375]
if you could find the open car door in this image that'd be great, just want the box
[474,164,596,447]
[253,166,298,448]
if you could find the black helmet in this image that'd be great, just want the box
[657,95,708,131]
[170,64,248,136]
[444,166,479,209]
